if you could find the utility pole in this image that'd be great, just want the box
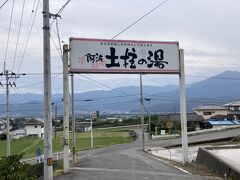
[90,113,93,148]
[139,74,145,151]
[145,98,151,132]
[55,104,57,138]
[42,0,53,178]
[179,49,189,165]
[70,74,76,164]
[63,44,69,173]
[0,64,25,156]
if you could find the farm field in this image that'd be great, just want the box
[0,128,135,157]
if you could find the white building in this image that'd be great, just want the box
[24,118,44,138]
[0,119,6,134]
[193,105,228,120]
[10,129,26,140]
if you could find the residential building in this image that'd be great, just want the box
[10,128,26,140]
[193,105,228,120]
[75,122,91,132]
[0,119,6,134]
[24,118,44,138]
[159,113,204,131]
[223,101,240,120]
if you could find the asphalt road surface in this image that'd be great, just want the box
[54,128,238,180]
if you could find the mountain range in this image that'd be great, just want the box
[1,71,240,117]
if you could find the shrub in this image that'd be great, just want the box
[0,154,36,180]
[0,133,6,140]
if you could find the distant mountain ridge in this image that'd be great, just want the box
[1,71,240,117]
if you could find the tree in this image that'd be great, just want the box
[0,154,36,180]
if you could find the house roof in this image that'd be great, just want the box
[159,113,204,122]
[208,120,234,125]
[210,115,227,119]
[24,118,43,125]
[0,119,6,125]
[75,122,90,129]
[232,120,240,125]
[193,105,226,111]
[223,101,240,107]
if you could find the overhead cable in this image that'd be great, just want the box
[111,0,169,39]
[17,0,40,74]
[3,0,15,67]
[12,0,26,72]
[0,0,9,10]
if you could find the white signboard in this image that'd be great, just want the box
[91,112,97,119]
[69,38,180,74]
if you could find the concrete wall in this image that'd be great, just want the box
[196,147,240,179]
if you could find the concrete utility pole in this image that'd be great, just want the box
[139,74,145,151]
[63,44,69,173]
[0,65,25,156]
[42,0,53,178]
[90,114,93,148]
[179,49,189,165]
[145,98,151,132]
[71,74,76,164]
[55,104,57,138]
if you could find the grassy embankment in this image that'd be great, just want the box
[0,128,135,157]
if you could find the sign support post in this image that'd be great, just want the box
[179,49,189,165]
[71,74,76,164]
[140,74,145,151]
[68,38,189,163]
[63,44,69,173]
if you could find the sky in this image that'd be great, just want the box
[0,0,240,94]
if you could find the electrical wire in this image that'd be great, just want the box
[50,0,71,26]
[74,94,139,101]
[17,74,61,88]
[3,0,15,67]
[12,0,26,72]
[79,74,139,99]
[55,18,63,59]
[0,0,8,10]
[50,34,62,59]
[17,0,40,74]
[111,0,169,39]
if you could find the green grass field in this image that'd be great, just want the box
[0,128,134,157]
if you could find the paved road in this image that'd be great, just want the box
[145,127,240,149]
[54,127,237,180]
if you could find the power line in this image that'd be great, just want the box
[55,18,63,59]
[17,74,61,88]
[17,0,40,74]
[56,0,71,15]
[50,34,62,58]
[79,74,137,98]
[12,0,26,72]
[74,94,139,102]
[3,0,15,67]
[0,0,8,10]
[111,0,169,39]
[49,0,71,27]
[77,100,136,108]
